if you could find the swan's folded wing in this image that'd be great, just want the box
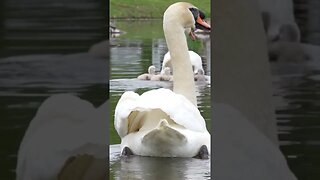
[189,51,203,70]
[114,88,207,137]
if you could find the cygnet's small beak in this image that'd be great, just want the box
[189,29,197,41]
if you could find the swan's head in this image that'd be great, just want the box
[148,65,156,75]
[163,2,210,39]
[189,7,211,31]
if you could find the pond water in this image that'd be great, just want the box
[271,59,320,180]
[109,19,211,179]
[0,1,106,179]
[110,144,210,180]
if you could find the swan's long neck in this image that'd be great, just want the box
[163,16,197,106]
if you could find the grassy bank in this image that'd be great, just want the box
[110,0,211,19]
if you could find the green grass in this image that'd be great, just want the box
[111,20,164,39]
[110,0,211,19]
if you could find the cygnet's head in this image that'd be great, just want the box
[163,67,171,75]
[278,24,300,42]
[196,69,204,75]
[148,65,156,75]
[192,66,202,74]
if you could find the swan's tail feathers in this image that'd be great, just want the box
[142,119,187,148]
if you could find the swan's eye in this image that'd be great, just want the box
[199,10,205,19]
[189,8,210,31]
[189,8,199,21]
[189,8,206,21]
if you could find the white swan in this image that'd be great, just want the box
[161,50,204,75]
[114,2,211,158]
[137,65,156,80]
[16,94,107,179]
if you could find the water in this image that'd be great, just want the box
[0,1,106,179]
[110,145,210,180]
[294,0,320,45]
[271,59,320,179]
[0,57,107,178]
[109,19,211,179]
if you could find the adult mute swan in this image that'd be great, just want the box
[161,50,204,75]
[137,65,156,80]
[114,2,211,158]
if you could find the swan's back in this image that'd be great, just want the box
[161,51,204,74]
[189,51,204,73]
[161,52,172,74]
[115,89,206,138]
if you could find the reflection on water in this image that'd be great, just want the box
[0,54,107,179]
[2,0,105,56]
[109,20,211,179]
[110,145,210,180]
[272,60,320,179]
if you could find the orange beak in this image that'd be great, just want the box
[196,16,211,30]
